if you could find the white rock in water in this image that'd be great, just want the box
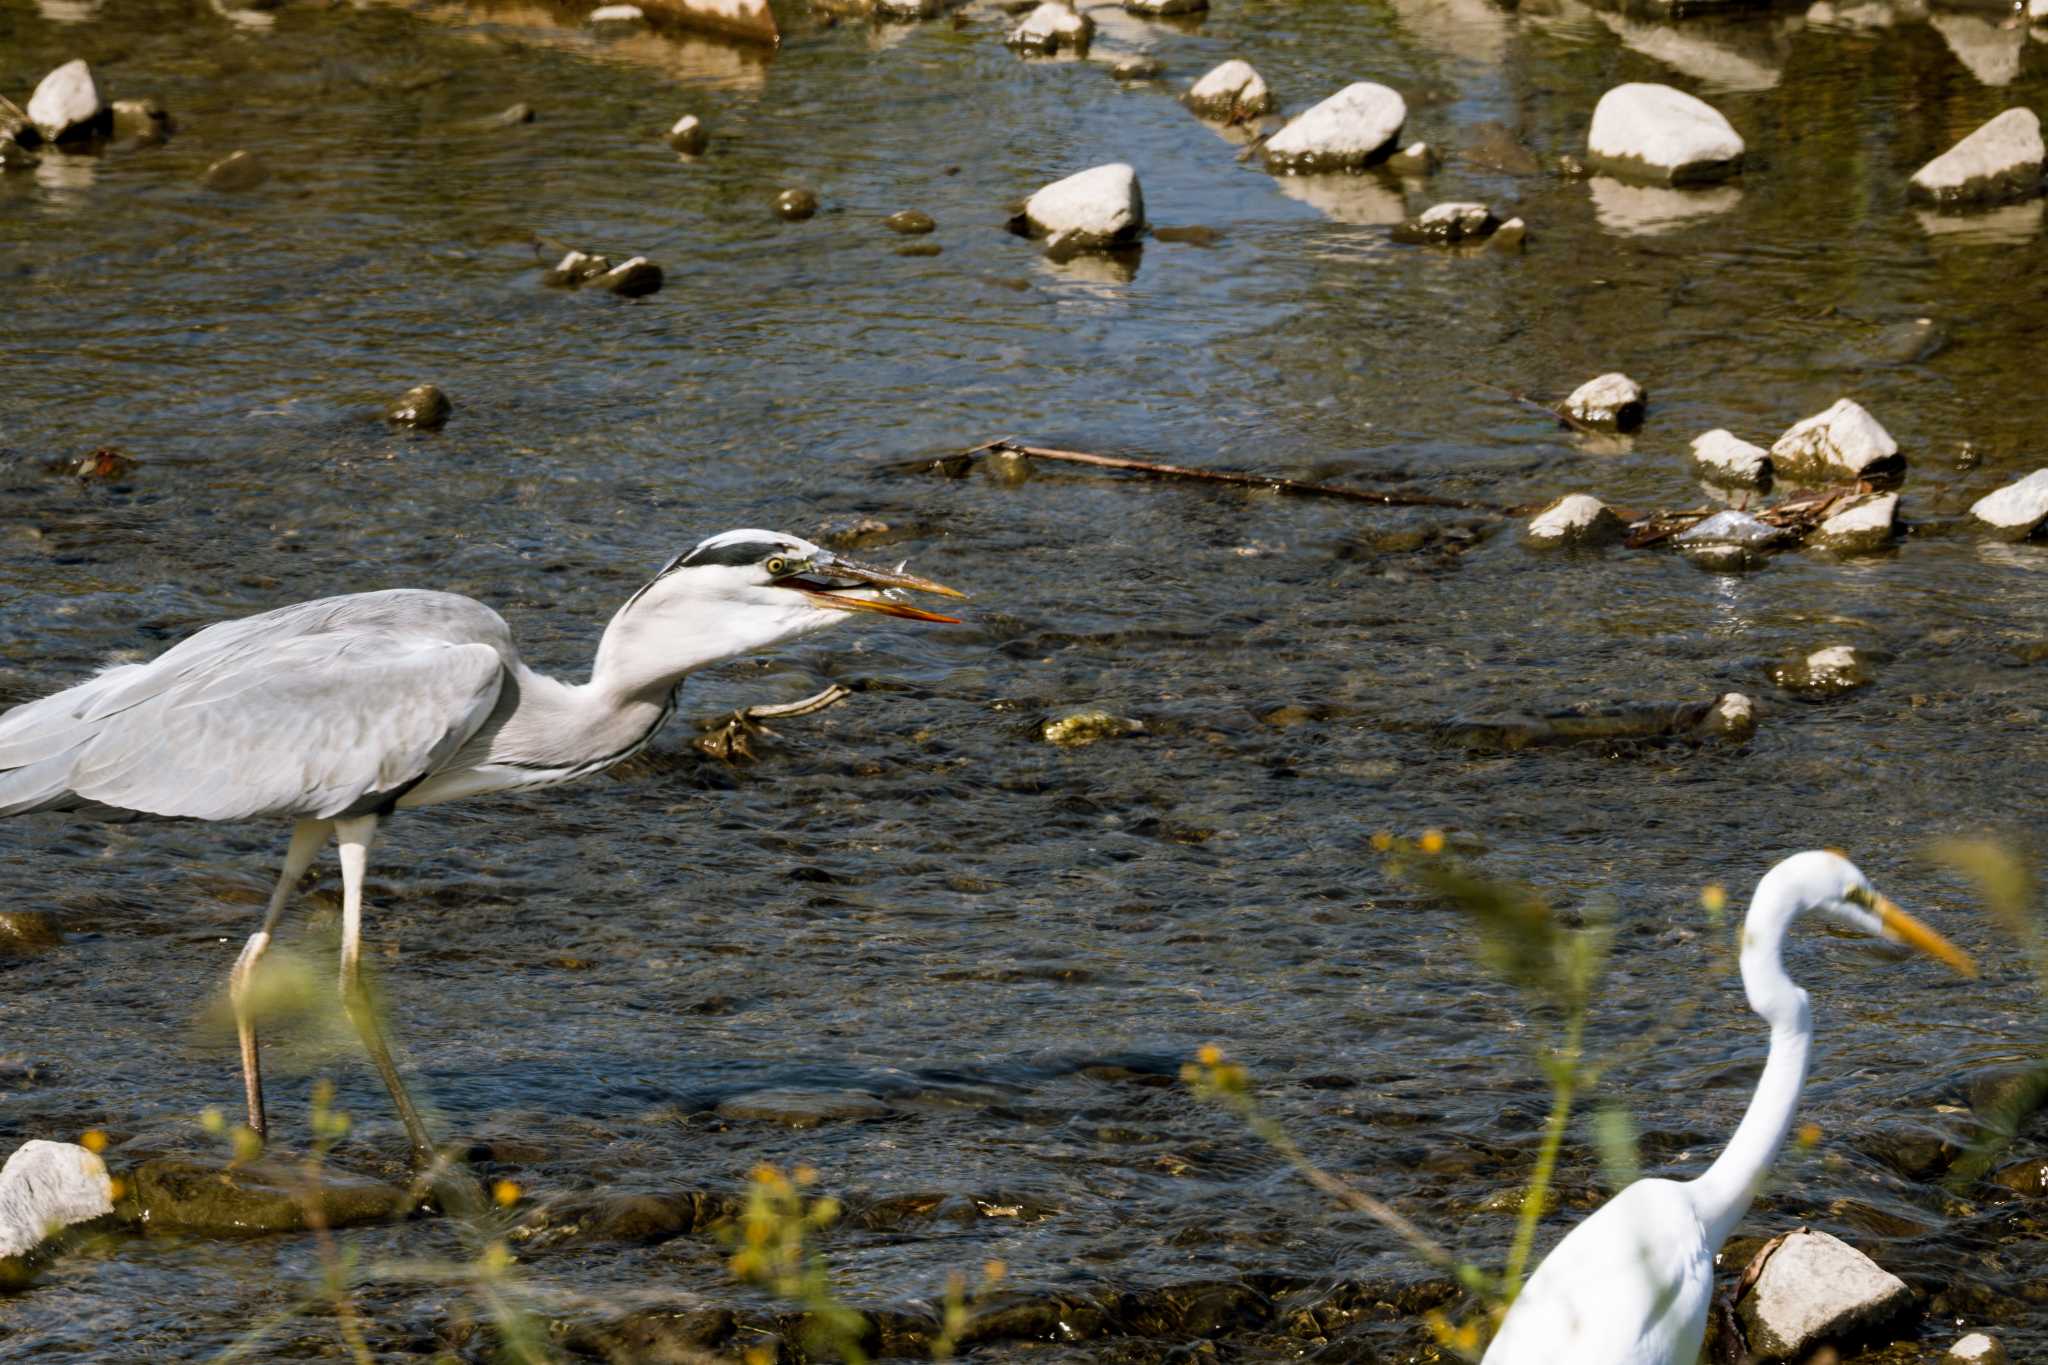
[27,58,104,142]
[1945,1332,2009,1365]
[588,3,644,18]
[1910,108,2044,206]
[1125,0,1205,13]
[1561,372,1647,431]
[1586,82,1743,184]
[1772,644,1872,694]
[1023,162,1144,248]
[1809,492,1899,553]
[876,0,943,17]
[1006,2,1092,52]
[1677,509,1785,549]
[666,113,707,153]
[1736,1230,1912,1358]
[1770,398,1900,482]
[1394,201,1498,244]
[1703,691,1757,739]
[1526,494,1625,548]
[1263,82,1407,173]
[1184,60,1272,120]
[1969,468,2048,540]
[1693,429,1771,485]
[0,1140,115,1261]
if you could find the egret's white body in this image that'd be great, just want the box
[1482,851,1973,1365]
[0,530,963,1163]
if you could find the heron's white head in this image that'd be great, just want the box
[1748,850,1975,977]
[594,529,965,700]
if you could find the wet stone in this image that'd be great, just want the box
[595,256,663,297]
[587,2,646,22]
[1807,492,1898,555]
[1006,2,1093,53]
[543,249,612,287]
[202,150,269,192]
[1020,163,1145,249]
[563,1307,738,1360]
[1989,1156,2048,1195]
[1560,372,1646,430]
[27,59,108,143]
[110,99,171,143]
[1524,493,1624,549]
[484,101,535,127]
[1910,108,2044,207]
[1693,429,1771,486]
[895,242,942,257]
[0,94,34,148]
[1,1140,115,1264]
[885,209,935,234]
[1384,140,1438,175]
[1853,1124,1952,1179]
[0,910,63,952]
[1042,710,1145,746]
[665,113,706,154]
[1946,1334,2010,1365]
[1489,216,1528,251]
[1263,81,1407,173]
[1969,468,2048,540]
[1124,0,1204,13]
[1464,120,1542,174]
[1392,201,1498,244]
[1734,1229,1913,1360]
[775,187,819,221]
[385,383,452,429]
[127,1157,411,1235]
[1113,55,1165,81]
[1675,510,1793,570]
[1183,59,1271,121]
[714,1088,891,1127]
[1587,82,1743,185]
[1770,645,1872,696]
[1770,398,1901,483]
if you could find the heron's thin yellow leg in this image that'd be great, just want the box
[334,814,437,1166]
[231,818,332,1141]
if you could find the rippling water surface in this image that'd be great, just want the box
[3,0,2048,1356]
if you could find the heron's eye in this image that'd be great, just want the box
[765,556,791,577]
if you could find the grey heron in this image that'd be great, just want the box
[1481,851,1973,1363]
[0,530,965,1165]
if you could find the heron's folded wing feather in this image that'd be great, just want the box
[65,635,504,821]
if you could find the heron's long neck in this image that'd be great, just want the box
[1688,921,1812,1250]
[587,585,748,705]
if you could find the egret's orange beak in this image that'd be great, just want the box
[1875,895,1977,978]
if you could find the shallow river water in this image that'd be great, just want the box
[3,0,2048,1357]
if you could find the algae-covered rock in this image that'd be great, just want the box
[128,1157,410,1235]
[1042,710,1144,747]
[384,383,452,429]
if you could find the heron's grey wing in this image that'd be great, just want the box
[0,633,504,821]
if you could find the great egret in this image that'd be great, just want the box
[1482,850,1975,1364]
[0,530,964,1164]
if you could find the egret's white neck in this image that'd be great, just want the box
[1688,900,1812,1249]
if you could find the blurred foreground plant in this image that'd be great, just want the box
[1930,838,2046,1185]
[726,1162,870,1363]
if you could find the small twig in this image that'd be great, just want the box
[1456,374,1609,438]
[956,439,1523,514]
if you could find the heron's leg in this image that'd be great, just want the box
[334,814,437,1166]
[232,818,333,1140]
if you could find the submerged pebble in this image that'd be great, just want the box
[885,209,935,234]
[109,98,171,143]
[385,383,452,429]
[1770,644,1872,695]
[126,1156,409,1234]
[715,1088,892,1127]
[1113,55,1165,81]
[775,187,819,220]
[1384,140,1437,175]
[0,909,62,951]
[665,113,707,154]
[202,150,268,192]
[1393,201,1498,245]
[1043,710,1145,746]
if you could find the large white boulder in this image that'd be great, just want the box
[1910,108,2044,206]
[0,1140,116,1263]
[1526,494,1625,549]
[1561,372,1647,431]
[1023,163,1145,248]
[1263,82,1406,173]
[1736,1230,1913,1360]
[1586,82,1743,185]
[1693,429,1771,485]
[1808,492,1899,554]
[1183,59,1273,121]
[1006,2,1092,53]
[1969,468,2048,540]
[26,58,105,142]
[1769,398,1900,483]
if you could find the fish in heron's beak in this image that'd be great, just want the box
[776,553,968,624]
[1873,895,1978,978]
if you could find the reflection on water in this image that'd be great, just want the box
[1596,13,1783,90]
[1931,12,2026,84]
[1916,197,2046,244]
[1587,174,1743,235]
[1270,170,1407,224]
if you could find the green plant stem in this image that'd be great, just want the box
[1504,1008,1583,1299]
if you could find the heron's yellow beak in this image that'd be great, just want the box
[1875,895,1977,978]
[780,554,967,624]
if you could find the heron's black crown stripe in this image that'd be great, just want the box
[677,539,792,570]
